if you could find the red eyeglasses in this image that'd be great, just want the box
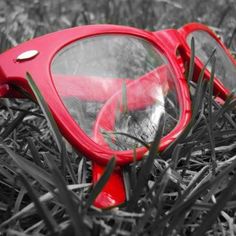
[0,22,236,208]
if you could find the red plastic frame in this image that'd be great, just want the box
[0,22,234,208]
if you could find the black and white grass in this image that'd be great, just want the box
[0,0,236,235]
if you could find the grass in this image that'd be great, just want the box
[1,0,236,235]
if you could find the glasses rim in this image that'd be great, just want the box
[1,22,236,208]
[2,22,233,165]
[179,22,236,99]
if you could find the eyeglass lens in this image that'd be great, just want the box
[51,35,180,150]
[187,30,236,92]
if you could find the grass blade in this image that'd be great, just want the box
[26,72,67,176]
[127,114,164,210]
[1,112,26,139]
[122,80,128,113]
[45,156,89,236]
[153,157,236,233]
[0,184,91,228]
[0,143,55,188]
[162,49,216,159]
[187,36,195,84]
[27,137,43,168]
[192,48,216,117]
[193,172,236,236]
[16,170,58,235]
[26,73,63,151]
[85,157,116,208]
[108,131,150,149]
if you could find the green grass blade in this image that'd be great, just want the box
[27,137,43,168]
[162,49,216,159]
[213,94,236,125]
[65,157,78,184]
[135,167,170,235]
[187,36,195,84]
[17,170,58,235]
[154,157,236,233]
[0,184,91,228]
[26,73,63,151]
[193,172,236,236]
[1,112,26,139]
[85,157,116,208]
[127,114,164,210]
[45,156,89,236]
[13,187,26,215]
[108,131,150,149]
[206,61,217,172]
[0,143,55,188]
[191,48,216,115]
[77,157,87,184]
[26,72,67,176]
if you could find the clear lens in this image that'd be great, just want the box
[51,35,180,150]
[187,30,236,91]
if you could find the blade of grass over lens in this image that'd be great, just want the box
[127,114,164,211]
[26,72,67,177]
[162,49,216,159]
[16,170,58,235]
[187,36,195,84]
[85,157,116,208]
[122,80,128,114]
[109,131,150,149]
[192,48,216,117]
